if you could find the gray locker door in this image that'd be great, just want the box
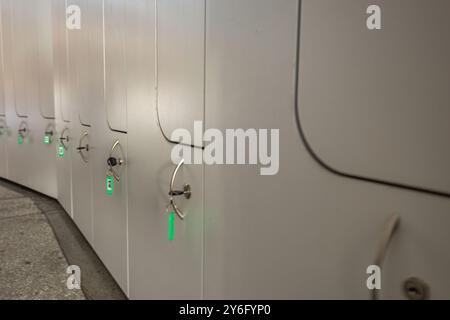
[298,0,450,195]
[0,15,5,171]
[71,128,93,242]
[29,0,57,197]
[53,0,71,123]
[10,0,35,118]
[0,8,5,178]
[4,0,33,187]
[67,0,91,126]
[0,5,5,118]
[36,0,55,120]
[104,0,127,132]
[92,0,128,293]
[204,0,450,299]
[53,0,73,215]
[70,0,94,243]
[127,0,204,299]
[156,0,204,147]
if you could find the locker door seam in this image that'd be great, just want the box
[293,0,450,199]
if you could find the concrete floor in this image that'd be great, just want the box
[0,179,126,300]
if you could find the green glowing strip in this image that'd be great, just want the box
[106,175,114,196]
[168,211,175,241]
[58,145,65,158]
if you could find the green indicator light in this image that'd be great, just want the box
[106,175,114,196]
[44,135,51,145]
[18,135,23,145]
[58,144,65,158]
[168,211,175,241]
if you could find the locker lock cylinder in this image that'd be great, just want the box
[403,277,430,300]
[59,127,70,150]
[18,127,27,137]
[44,128,54,144]
[0,119,5,134]
[77,132,90,163]
[107,140,125,181]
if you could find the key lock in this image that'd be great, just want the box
[18,121,29,143]
[59,127,71,150]
[77,132,90,163]
[44,123,55,144]
[0,118,7,136]
[167,158,192,220]
[371,214,430,300]
[107,140,125,181]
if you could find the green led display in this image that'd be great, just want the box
[58,144,65,158]
[106,175,114,196]
[44,135,51,145]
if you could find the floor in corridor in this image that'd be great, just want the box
[0,178,126,300]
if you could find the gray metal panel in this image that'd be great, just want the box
[36,0,55,119]
[204,0,450,299]
[91,0,128,294]
[104,0,127,132]
[2,0,31,187]
[56,125,73,215]
[53,0,73,214]
[0,0,5,178]
[71,128,93,243]
[0,1,5,117]
[156,0,204,147]
[54,0,71,123]
[92,132,128,294]
[10,0,37,118]
[26,0,57,198]
[67,0,91,126]
[127,0,204,299]
[298,0,450,195]
[0,0,18,182]
[70,0,94,244]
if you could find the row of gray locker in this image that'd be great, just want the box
[0,0,449,299]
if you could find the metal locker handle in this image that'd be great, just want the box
[18,121,29,138]
[107,140,125,181]
[168,158,191,220]
[77,132,89,163]
[59,128,70,150]
[371,213,401,300]
[18,127,27,137]
[0,119,7,136]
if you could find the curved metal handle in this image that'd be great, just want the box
[371,213,401,300]
[59,127,70,150]
[107,140,125,181]
[18,122,29,138]
[18,127,27,137]
[168,159,191,220]
[77,132,89,163]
